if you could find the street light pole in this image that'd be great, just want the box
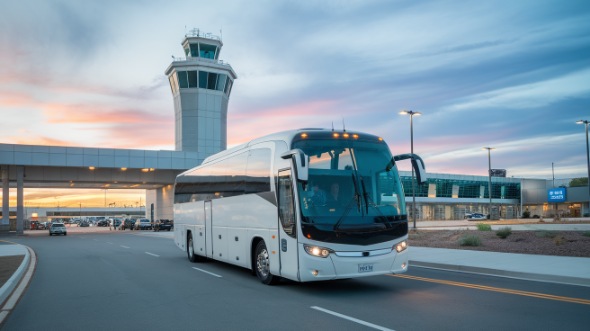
[483,147,494,219]
[576,120,590,216]
[400,110,421,229]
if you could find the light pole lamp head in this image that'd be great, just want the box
[576,119,589,125]
[400,110,421,117]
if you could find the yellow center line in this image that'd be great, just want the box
[389,274,590,305]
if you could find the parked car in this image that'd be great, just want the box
[468,213,487,220]
[121,219,136,230]
[96,219,109,227]
[134,218,152,230]
[49,222,67,236]
[79,221,90,227]
[153,219,173,232]
[111,218,123,228]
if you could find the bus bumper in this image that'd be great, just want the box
[297,244,409,282]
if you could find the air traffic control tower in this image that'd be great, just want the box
[165,29,237,155]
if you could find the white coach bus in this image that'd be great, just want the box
[174,129,426,284]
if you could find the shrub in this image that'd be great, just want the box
[553,236,565,246]
[496,227,512,239]
[476,223,492,231]
[535,230,557,238]
[522,210,530,218]
[459,234,481,246]
[583,231,590,237]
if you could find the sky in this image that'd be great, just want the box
[1,0,590,207]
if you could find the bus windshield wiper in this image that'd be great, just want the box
[334,173,362,232]
[360,176,369,215]
[350,172,361,213]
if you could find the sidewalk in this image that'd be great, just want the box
[0,241,32,325]
[409,247,590,287]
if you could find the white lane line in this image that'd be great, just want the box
[192,267,223,278]
[311,306,395,331]
[145,252,160,257]
[120,245,130,249]
[106,242,114,245]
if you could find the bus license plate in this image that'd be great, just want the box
[358,263,373,273]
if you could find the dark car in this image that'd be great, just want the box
[96,219,109,227]
[468,213,487,220]
[153,219,173,232]
[121,219,136,230]
[79,221,90,227]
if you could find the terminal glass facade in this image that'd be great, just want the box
[399,173,521,220]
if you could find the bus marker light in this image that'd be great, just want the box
[312,270,319,276]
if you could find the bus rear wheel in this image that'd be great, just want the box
[255,241,279,285]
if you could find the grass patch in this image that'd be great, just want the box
[496,227,512,239]
[476,223,492,231]
[535,230,557,238]
[583,231,590,237]
[459,234,481,246]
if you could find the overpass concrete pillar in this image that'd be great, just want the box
[2,166,8,225]
[16,166,24,235]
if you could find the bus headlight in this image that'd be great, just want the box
[395,241,408,253]
[304,244,332,258]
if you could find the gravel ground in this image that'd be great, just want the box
[408,229,590,257]
[0,255,24,287]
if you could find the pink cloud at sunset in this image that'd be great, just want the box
[227,99,341,146]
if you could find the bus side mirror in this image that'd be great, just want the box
[281,149,309,182]
[393,153,427,183]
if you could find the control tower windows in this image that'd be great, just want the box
[200,44,217,59]
[178,71,188,89]
[199,71,208,89]
[207,72,219,90]
[217,75,227,92]
[224,79,233,95]
[187,71,198,88]
[175,70,233,95]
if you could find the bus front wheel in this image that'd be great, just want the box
[255,241,279,285]
[187,234,198,263]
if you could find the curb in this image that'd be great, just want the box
[0,245,36,326]
[410,260,590,288]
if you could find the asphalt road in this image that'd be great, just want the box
[3,230,590,331]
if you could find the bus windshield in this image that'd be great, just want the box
[292,136,408,245]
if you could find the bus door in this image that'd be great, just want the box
[277,169,299,280]
[205,200,213,258]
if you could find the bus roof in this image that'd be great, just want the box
[177,128,384,177]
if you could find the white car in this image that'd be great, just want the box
[49,223,67,236]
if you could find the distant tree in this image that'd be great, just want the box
[569,177,589,187]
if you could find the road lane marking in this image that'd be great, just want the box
[106,242,114,245]
[192,267,222,278]
[311,306,395,331]
[145,252,160,257]
[390,274,590,305]
[120,245,130,249]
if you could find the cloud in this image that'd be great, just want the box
[447,68,590,111]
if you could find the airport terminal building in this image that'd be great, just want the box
[1,30,589,231]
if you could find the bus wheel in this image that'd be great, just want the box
[255,241,279,285]
[187,234,198,262]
